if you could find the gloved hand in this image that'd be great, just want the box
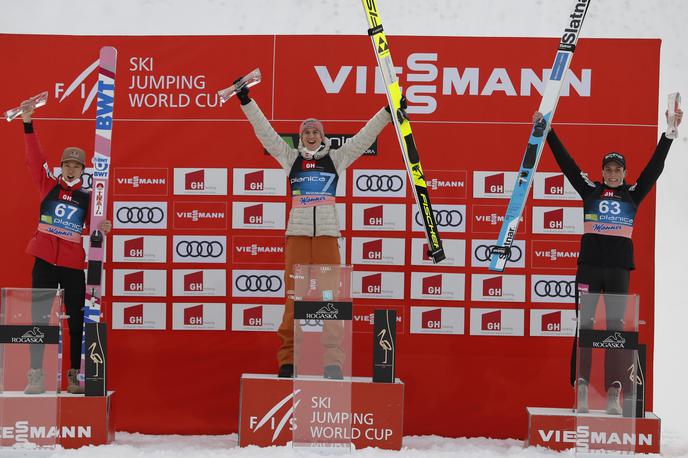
[234,77,251,105]
[385,95,408,124]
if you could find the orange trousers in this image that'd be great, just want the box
[277,236,344,368]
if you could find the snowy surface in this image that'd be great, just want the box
[1,0,687,456]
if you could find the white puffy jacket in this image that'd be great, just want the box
[241,100,391,237]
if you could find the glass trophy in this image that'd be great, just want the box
[667,92,681,139]
[4,91,49,122]
[217,68,262,102]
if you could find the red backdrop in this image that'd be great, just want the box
[0,34,660,439]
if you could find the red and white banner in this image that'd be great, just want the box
[0,34,659,440]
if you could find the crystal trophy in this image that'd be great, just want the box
[217,68,261,102]
[667,92,681,139]
[4,91,49,122]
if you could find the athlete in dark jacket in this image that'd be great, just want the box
[21,108,111,395]
[535,108,682,415]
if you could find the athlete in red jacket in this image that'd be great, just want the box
[21,108,111,395]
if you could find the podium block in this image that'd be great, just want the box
[0,391,115,449]
[526,407,660,454]
[239,374,404,450]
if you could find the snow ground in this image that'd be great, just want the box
[1,0,687,456]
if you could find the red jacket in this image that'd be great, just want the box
[25,124,89,270]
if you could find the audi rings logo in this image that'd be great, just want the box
[415,209,463,227]
[175,241,224,258]
[116,206,165,224]
[235,275,283,292]
[474,244,523,263]
[355,174,404,192]
[534,280,575,298]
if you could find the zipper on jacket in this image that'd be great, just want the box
[313,207,316,237]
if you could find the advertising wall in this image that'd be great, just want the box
[0,34,660,439]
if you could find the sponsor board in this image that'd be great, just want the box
[350,237,405,265]
[172,269,227,296]
[352,169,406,198]
[112,269,166,296]
[527,407,660,454]
[172,303,226,330]
[410,273,465,301]
[351,204,406,231]
[352,271,404,299]
[472,204,525,233]
[529,309,577,337]
[473,171,518,198]
[232,236,285,264]
[425,170,467,198]
[173,168,227,195]
[238,375,403,450]
[352,305,405,334]
[409,306,464,334]
[173,202,227,230]
[113,201,167,229]
[173,235,227,263]
[232,168,287,196]
[111,302,166,330]
[412,204,466,233]
[112,235,167,263]
[231,269,285,298]
[410,238,466,267]
[532,207,583,234]
[231,202,286,230]
[531,275,576,304]
[471,274,526,302]
[469,308,525,336]
[231,304,284,332]
[531,240,580,269]
[471,239,526,268]
[533,172,579,200]
[114,167,168,196]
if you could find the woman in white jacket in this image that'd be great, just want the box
[235,83,395,378]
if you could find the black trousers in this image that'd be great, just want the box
[571,264,631,390]
[30,257,85,370]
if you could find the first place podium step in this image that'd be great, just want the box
[0,391,115,449]
[238,373,404,450]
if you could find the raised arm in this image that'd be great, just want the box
[236,83,297,171]
[22,109,54,197]
[630,108,683,203]
[537,112,595,199]
[329,107,392,173]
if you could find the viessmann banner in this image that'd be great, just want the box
[0,34,660,440]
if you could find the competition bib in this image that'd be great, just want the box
[289,159,339,208]
[37,201,86,243]
[584,199,636,238]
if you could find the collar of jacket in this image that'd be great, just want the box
[298,137,331,160]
